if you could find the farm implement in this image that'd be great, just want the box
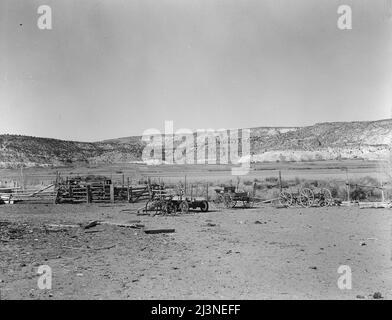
[278,187,333,208]
[213,186,257,209]
[144,188,209,216]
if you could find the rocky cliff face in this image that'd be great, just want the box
[249,119,392,162]
[0,119,390,168]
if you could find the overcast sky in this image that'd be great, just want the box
[1,0,391,141]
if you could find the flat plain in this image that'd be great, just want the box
[0,159,386,186]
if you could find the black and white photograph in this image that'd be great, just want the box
[0,0,392,304]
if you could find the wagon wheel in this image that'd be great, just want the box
[242,200,250,208]
[145,199,155,213]
[319,188,333,207]
[162,200,176,215]
[145,199,161,215]
[160,201,169,215]
[223,194,236,209]
[242,196,254,208]
[213,194,226,210]
[200,200,209,212]
[279,190,293,207]
[171,202,179,213]
[156,199,167,215]
[299,188,314,208]
[178,200,189,214]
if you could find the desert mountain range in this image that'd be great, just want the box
[0,119,390,168]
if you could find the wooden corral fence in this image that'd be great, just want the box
[0,184,57,204]
[113,183,165,203]
[54,175,164,204]
[128,185,151,203]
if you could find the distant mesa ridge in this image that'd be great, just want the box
[0,119,391,168]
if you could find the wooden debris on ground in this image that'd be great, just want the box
[90,244,116,250]
[144,228,175,234]
[84,229,103,234]
[44,223,79,232]
[63,244,116,250]
[341,201,392,208]
[99,204,126,208]
[97,221,145,229]
[359,202,391,209]
[82,220,99,229]
[46,223,79,229]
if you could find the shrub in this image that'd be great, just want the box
[350,187,368,201]
[294,177,302,185]
[243,180,254,186]
[265,176,278,183]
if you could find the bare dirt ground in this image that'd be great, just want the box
[0,203,391,300]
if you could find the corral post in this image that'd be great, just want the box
[53,172,59,204]
[21,166,24,192]
[184,175,187,196]
[346,183,350,203]
[127,177,130,202]
[253,182,256,197]
[86,185,91,203]
[147,179,152,199]
[344,167,350,204]
[380,180,385,203]
[110,183,114,203]
[53,189,58,204]
[122,174,124,189]
[278,171,282,192]
[206,183,209,201]
[54,171,58,188]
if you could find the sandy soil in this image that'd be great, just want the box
[0,203,391,300]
